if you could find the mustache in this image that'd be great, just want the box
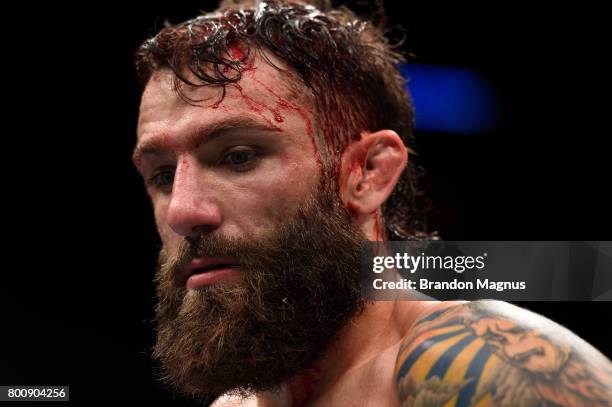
[158,186,348,285]
[158,231,281,288]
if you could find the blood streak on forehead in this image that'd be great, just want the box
[248,75,323,170]
[216,44,325,171]
[140,45,324,172]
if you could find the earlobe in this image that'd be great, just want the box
[341,130,408,217]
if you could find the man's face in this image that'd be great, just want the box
[134,52,366,400]
[135,55,321,256]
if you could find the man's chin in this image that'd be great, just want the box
[154,282,326,400]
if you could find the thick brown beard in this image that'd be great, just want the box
[153,187,367,402]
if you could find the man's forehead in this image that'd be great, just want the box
[137,49,309,139]
[138,70,182,127]
[133,47,323,169]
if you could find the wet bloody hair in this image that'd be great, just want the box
[135,0,433,240]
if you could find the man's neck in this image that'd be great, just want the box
[258,299,439,406]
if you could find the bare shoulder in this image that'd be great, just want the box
[394,300,612,407]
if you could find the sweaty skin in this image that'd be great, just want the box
[135,51,612,406]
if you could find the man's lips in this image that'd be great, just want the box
[184,257,241,289]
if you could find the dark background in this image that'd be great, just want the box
[1,1,610,405]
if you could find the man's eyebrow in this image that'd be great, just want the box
[132,118,279,166]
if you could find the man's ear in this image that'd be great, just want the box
[340,130,408,218]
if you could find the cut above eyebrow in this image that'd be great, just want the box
[132,117,280,166]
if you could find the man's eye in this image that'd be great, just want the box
[221,149,258,169]
[148,169,175,189]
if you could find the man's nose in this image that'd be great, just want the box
[166,156,222,238]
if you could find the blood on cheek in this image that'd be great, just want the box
[372,210,384,241]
